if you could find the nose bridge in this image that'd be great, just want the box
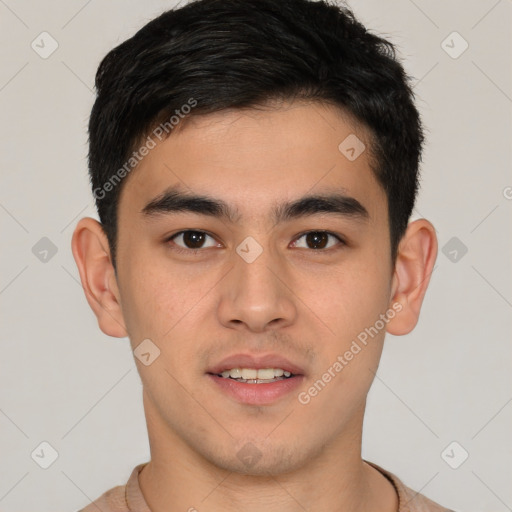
[237,238,278,294]
[217,235,296,331]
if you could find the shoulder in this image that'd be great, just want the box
[76,463,149,512]
[77,483,128,512]
[397,482,454,512]
[365,460,456,512]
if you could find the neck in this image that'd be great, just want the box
[138,394,397,512]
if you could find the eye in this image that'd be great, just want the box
[291,231,345,250]
[165,229,346,255]
[167,230,219,253]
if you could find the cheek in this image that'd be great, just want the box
[298,258,391,342]
[117,257,180,342]
[119,253,220,350]
[299,266,390,414]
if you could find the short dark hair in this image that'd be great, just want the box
[88,0,424,270]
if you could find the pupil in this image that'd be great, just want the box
[184,231,205,249]
[306,232,328,249]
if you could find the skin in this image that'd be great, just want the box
[72,101,437,512]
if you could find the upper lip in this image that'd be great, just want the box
[207,353,305,376]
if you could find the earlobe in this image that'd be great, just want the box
[71,217,128,338]
[386,219,438,336]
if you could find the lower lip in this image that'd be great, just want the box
[208,374,304,405]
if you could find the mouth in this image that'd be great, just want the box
[212,367,296,384]
[206,354,305,405]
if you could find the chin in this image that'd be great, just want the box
[200,437,319,477]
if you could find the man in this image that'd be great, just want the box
[72,0,451,510]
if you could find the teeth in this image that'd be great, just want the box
[219,368,293,380]
[256,368,275,380]
[241,368,258,380]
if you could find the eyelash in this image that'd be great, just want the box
[165,230,346,255]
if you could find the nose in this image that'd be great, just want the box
[216,242,297,333]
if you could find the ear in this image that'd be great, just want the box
[71,217,127,338]
[386,219,438,336]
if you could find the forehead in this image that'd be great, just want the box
[118,101,385,223]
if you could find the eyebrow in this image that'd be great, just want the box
[141,185,369,224]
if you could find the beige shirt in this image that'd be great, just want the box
[78,460,454,512]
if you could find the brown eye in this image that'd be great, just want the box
[182,231,206,248]
[169,230,217,251]
[292,231,344,250]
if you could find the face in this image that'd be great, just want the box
[112,101,397,474]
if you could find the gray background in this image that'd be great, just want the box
[0,0,511,510]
